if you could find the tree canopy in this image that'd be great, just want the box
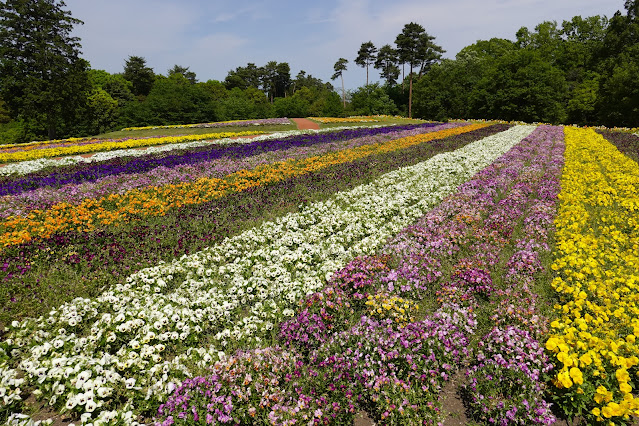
[0,0,90,140]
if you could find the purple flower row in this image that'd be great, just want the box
[0,123,442,198]
[0,124,453,218]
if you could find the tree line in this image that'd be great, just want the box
[1,0,638,144]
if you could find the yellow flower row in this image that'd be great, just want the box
[0,131,265,164]
[546,126,639,422]
[0,123,488,249]
[365,292,419,327]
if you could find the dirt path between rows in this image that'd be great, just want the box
[291,117,320,130]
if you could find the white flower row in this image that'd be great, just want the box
[0,126,376,176]
[3,125,536,424]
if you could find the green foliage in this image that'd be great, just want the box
[395,22,444,117]
[0,120,26,144]
[566,72,600,125]
[142,74,218,124]
[350,83,398,116]
[123,55,155,97]
[168,64,197,84]
[375,44,400,86]
[274,95,310,118]
[84,88,118,134]
[474,49,568,123]
[0,0,91,140]
[355,41,377,85]
[224,62,262,90]
[332,58,349,109]
[217,87,269,121]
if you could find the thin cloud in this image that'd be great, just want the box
[63,0,624,88]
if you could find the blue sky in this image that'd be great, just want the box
[65,0,624,91]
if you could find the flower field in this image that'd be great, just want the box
[1,121,638,425]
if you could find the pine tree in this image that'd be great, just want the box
[395,23,444,118]
[355,41,377,86]
[331,58,348,109]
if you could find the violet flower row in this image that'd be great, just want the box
[0,123,441,197]
[0,124,452,218]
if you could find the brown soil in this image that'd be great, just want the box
[440,369,474,425]
[291,118,320,130]
[354,410,375,426]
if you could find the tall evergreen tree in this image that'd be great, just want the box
[395,22,444,117]
[123,56,155,97]
[332,58,348,109]
[0,0,90,140]
[374,44,400,86]
[355,41,377,86]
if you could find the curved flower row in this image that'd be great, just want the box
[545,127,639,424]
[0,123,443,199]
[0,131,267,164]
[0,124,484,249]
[1,125,534,424]
[1,124,507,328]
[0,126,377,177]
[0,123,450,218]
[120,117,292,132]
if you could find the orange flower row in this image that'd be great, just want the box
[0,123,488,249]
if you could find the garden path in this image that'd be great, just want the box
[291,117,320,130]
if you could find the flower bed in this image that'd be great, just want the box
[0,124,485,249]
[0,131,266,164]
[545,127,639,423]
[1,125,533,424]
[0,123,445,203]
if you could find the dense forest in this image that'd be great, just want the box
[0,0,638,143]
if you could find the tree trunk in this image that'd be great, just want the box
[47,115,57,140]
[408,65,414,119]
[341,74,346,109]
[402,64,405,94]
[366,64,369,86]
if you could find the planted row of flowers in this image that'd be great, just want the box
[0,126,376,177]
[2,123,508,328]
[0,131,269,164]
[545,127,639,423]
[1,125,534,424]
[597,129,639,164]
[154,125,564,425]
[0,124,485,249]
[120,117,293,132]
[0,123,445,200]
